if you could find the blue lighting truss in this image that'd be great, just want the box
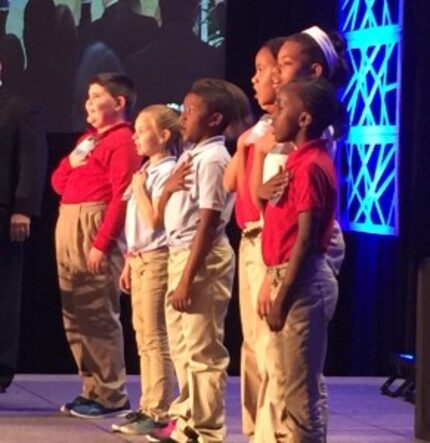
[339,0,403,235]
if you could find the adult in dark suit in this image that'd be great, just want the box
[0,59,47,392]
[125,0,224,112]
[79,0,159,63]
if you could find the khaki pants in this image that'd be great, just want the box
[166,240,235,443]
[254,255,338,443]
[55,202,128,408]
[238,223,267,438]
[129,248,174,419]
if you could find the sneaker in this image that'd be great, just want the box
[70,399,131,419]
[112,411,167,435]
[111,410,145,432]
[146,419,176,442]
[147,420,199,443]
[60,395,92,415]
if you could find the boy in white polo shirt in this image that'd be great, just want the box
[148,79,236,443]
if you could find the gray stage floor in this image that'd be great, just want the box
[0,375,421,442]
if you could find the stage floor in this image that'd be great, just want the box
[0,375,418,442]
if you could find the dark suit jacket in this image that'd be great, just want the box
[79,2,159,61]
[0,88,47,222]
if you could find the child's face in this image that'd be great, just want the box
[85,83,124,131]
[251,47,277,110]
[275,41,313,92]
[133,112,167,157]
[272,87,305,143]
[180,93,214,143]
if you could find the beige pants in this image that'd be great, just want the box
[238,224,267,438]
[166,240,235,443]
[55,202,128,408]
[129,248,174,419]
[254,255,338,443]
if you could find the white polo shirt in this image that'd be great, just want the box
[164,136,235,248]
[124,156,176,253]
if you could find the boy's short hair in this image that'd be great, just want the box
[281,77,342,137]
[189,78,235,133]
[89,72,137,118]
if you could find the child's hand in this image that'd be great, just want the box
[266,295,287,332]
[69,151,87,168]
[257,273,272,319]
[258,166,289,201]
[170,282,192,312]
[87,247,107,274]
[119,263,131,294]
[164,159,193,195]
[131,170,147,194]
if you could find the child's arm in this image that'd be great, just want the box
[223,151,238,192]
[223,128,252,193]
[249,131,275,210]
[51,136,91,195]
[157,159,193,222]
[170,157,228,312]
[88,141,141,273]
[170,208,221,311]
[259,212,317,330]
[119,257,131,294]
[131,170,162,229]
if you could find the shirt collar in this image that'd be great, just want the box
[188,135,226,158]
[144,155,176,173]
[287,139,327,169]
[88,121,131,139]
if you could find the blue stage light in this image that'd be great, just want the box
[338,0,403,235]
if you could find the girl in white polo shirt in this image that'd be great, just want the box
[112,105,181,436]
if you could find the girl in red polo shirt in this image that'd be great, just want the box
[257,77,341,443]
[223,37,287,441]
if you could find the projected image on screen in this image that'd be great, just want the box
[1,0,225,132]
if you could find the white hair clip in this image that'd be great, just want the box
[301,26,339,78]
[167,103,184,113]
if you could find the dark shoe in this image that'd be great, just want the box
[60,395,92,415]
[0,385,6,394]
[70,399,131,419]
[112,410,167,435]
[111,410,147,432]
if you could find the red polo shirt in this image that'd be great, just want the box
[234,145,261,229]
[52,122,142,252]
[262,139,336,266]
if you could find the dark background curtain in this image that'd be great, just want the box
[17,0,423,377]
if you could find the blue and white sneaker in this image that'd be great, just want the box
[70,399,131,419]
[60,395,92,415]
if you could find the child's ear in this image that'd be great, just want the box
[299,111,313,128]
[209,112,224,128]
[115,96,127,112]
[160,128,171,145]
[310,63,324,79]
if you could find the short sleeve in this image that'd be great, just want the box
[151,163,175,199]
[197,159,226,211]
[294,164,329,216]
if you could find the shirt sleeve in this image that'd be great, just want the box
[294,163,329,216]
[93,141,141,252]
[151,163,175,200]
[14,104,48,216]
[197,159,227,212]
[51,133,89,196]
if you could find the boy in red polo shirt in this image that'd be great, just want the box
[256,78,340,442]
[52,73,141,418]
